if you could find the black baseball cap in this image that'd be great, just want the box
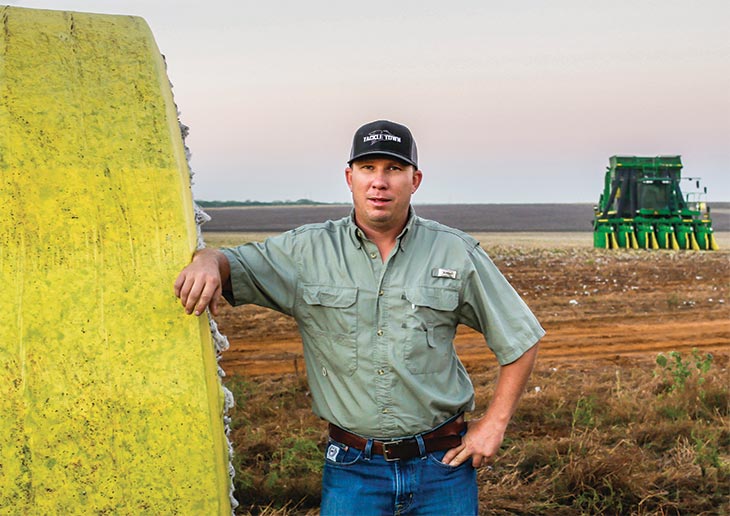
[348,120,418,168]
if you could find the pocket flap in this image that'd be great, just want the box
[302,285,358,308]
[404,287,458,311]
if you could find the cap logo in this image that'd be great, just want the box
[363,129,401,145]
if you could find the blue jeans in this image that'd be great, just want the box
[320,433,477,515]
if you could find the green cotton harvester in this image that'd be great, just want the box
[593,155,719,250]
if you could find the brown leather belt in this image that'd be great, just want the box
[328,415,466,461]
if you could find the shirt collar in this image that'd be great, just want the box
[397,207,416,252]
[346,207,417,251]
[347,209,364,249]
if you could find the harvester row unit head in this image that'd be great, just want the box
[593,155,718,250]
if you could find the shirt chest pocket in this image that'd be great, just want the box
[403,287,459,375]
[300,284,359,376]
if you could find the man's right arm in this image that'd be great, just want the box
[174,248,231,317]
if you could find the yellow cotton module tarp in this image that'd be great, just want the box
[0,7,231,514]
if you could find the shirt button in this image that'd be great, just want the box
[378,290,384,296]
[376,329,383,336]
[322,367,327,377]
[382,408,389,414]
[378,369,385,375]
[370,252,377,259]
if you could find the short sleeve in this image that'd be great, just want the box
[220,230,299,316]
[459,245,545,365]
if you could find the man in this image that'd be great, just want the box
[174,120,544,515]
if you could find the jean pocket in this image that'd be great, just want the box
[324,439,363,467]
[427,450,472,470]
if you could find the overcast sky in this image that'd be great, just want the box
[9,1,730,203]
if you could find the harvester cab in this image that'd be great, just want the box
[593,156,719,250]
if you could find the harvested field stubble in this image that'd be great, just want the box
[206,233,729,515]
[225,354,729,515]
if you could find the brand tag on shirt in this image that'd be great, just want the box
[326,444,340,461]
[432,268,458,280]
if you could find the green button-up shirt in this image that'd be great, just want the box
[221,210,544,438]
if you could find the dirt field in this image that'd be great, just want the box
[201,202,730,233]
[205,232,730,377]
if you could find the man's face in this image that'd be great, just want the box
[345,157,422,234]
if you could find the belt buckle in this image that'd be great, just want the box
[382,439,402,461]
